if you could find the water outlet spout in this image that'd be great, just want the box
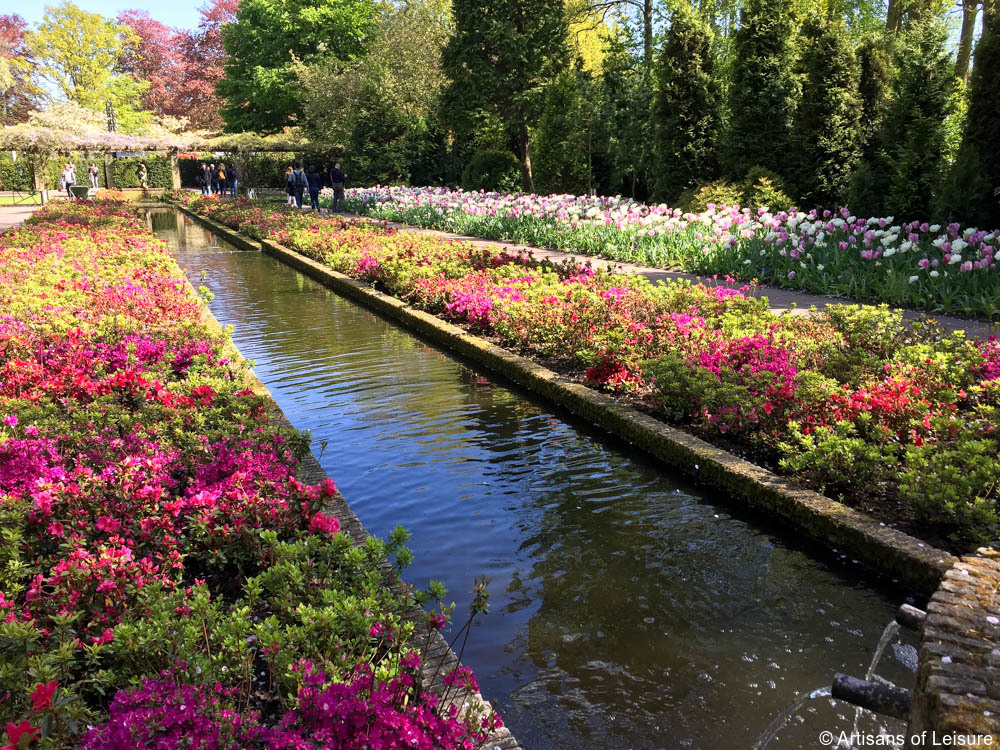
[895,603,926,631]
[831,673,912,720]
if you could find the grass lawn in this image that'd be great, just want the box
[0,193,42,205]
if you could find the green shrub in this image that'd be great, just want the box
[877,17,955,219]
[818,304,903,384]
[935,143,989,223]
[900,428,1000,546]
[533,69,598,196]
[741,166,795,211]
[677,168,795,212]
[778,420,899,499]
[461,150,522,192]
[724,0,797,179]
[679,180,743,212]
[643,354,712,422]
[959,6,1000,227]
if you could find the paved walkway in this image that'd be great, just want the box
[0,205,37,230]
[346,213,999,341]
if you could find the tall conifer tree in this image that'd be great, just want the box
[725,0,796,180]
[652,6,720,202]
[875,16,954,218]
[956,0,1000,225]
[789,21,862,207]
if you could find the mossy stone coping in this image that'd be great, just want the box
[179,277,521,750]
[174,202,957,597]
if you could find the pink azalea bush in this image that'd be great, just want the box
[343,186,1000,318]
[0,200,495,749]
[178,193,1000,547]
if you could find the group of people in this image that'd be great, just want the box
[59,162,101,197]
[58,162,136,197]
[284,163,347,212]
[197,162,238,197]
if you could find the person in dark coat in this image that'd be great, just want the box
[284,166,295,206]
[201,163,212,195]
[330,162,347,212]
[210,163,219,195]
[228,163,239,197]
[306,165,322,211]
[321,166,331,188]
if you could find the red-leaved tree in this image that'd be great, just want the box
[116,0,237,131]
[176,0,238,130]
[0,14,39,124]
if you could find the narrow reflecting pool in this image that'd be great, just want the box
[153,208,917,750]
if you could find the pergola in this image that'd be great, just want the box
[0,126,333,198]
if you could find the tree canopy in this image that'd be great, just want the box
[218,0,376,133]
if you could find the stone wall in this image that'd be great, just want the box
[911,548,1000,748]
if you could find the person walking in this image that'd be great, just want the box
[284,166,295,206]
[217,163,227,196]
[321,166,331,188]
[201,163,212,195]
[210,163,219,195]
[307,165,322,211]
[330,162,347,212]
[62,162,76,198]
[291,163,307,209]
[228,162,239,197]
[88,163,99,189]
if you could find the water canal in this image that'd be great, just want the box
[153,208,917,749]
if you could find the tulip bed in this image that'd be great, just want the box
[177,193,1000,551]
[0,200,498,749]
[341,186,1000,319]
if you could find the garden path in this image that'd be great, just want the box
[0,205,36,230]
[343,211,999,341]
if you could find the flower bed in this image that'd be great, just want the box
[0,200,498,749]
[177,193,1000,551]
[340,186,1000,319]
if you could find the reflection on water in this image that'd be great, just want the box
[154,209,916,749]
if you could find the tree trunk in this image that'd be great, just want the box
[956,0,979,82]
[643,0,654,71]
[520,123,533,192]
[885,0,903,31]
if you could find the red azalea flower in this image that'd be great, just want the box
[91,628,115,645]
[30,681,58,712]
[5,720,40,746]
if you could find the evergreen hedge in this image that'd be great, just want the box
[113,157,173,189]
[0,152,33,192]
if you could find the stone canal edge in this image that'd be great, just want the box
[177,247,522,750]
[175,201,956,597]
